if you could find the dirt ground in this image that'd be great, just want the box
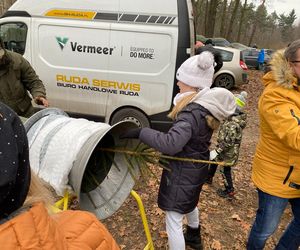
[103,70,293,250]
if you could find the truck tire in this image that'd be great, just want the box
[213,74,234,89]
[110,108,150,128]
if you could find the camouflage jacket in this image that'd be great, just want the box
[215,112,247,164]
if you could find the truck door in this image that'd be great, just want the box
[31,18,111,117]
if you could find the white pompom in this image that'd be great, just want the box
[197,51,214,70]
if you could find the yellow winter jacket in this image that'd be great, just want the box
[252,50,300,198]
[0,203,120,250]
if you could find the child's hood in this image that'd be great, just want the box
[192,87,237,121]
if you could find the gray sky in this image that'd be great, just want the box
[259,0,300,24]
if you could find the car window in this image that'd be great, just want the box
[265,49,274,56]
[230,43,250,50]
[0,22,27,55]
[242,50,250,56]
[217,49,233,62]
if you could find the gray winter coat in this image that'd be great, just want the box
[140,103,213,214]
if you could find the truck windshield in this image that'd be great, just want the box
[0,22,27,55]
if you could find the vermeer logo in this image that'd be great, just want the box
[55,36,115,55]
[56,37,69,50]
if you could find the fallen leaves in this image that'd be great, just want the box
[211,239,222,250]
[154,207,163,216]
[231,213,242,221]
[159,231,168,238]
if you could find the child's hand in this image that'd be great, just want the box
[209,150,218,160]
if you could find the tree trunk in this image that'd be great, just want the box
[204,0,210,35]
[226,0,240,41]
[219,0,228,37]
[248,24,257,46]
[236,0,247,42]
[0,0,16,15]
[193,0,205,35]
[248,0,266,46]
[206,0,219,37]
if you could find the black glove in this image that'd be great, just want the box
[119,128,142,139]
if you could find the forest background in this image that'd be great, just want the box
[1,0,300,49]
[192,0,300,48]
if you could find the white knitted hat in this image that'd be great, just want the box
[176,51,214,89]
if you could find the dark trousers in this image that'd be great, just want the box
[208,163,234,191]
[258,62,265,71]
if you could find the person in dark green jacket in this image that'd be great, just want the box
[0,38,48,117]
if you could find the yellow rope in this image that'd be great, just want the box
[51,190,69,213]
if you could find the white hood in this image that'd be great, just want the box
[192,87,237,121]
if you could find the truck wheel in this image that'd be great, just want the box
[213,74,234,89]
[110,108,150,128]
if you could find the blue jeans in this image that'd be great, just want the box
[247,189,300,250]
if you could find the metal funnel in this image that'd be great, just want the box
[24,108,139,219]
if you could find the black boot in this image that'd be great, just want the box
[184,225,203,250]
[217,188,235,199]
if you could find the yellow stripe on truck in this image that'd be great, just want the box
[45,10,96,20]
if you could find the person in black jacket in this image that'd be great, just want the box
[195,39,223,74]
[120,52,236,250]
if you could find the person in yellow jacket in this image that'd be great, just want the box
[0,101,120,250]
[247,40,300,249]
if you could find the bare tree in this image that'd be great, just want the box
[226,0,240,41]
[204,0,210,35]
[192,0,205,35]
[0,0,16,15]
[206,0,220,37]
[248,0,266,46]
[236,0,247,42]
[219,0,228,37]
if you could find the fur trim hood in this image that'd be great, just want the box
[262,49,298,89]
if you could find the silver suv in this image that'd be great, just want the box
[213,46,249,89]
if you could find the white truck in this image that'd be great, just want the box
[0,0,195,130]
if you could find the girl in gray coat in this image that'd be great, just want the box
[121,52,236,250]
